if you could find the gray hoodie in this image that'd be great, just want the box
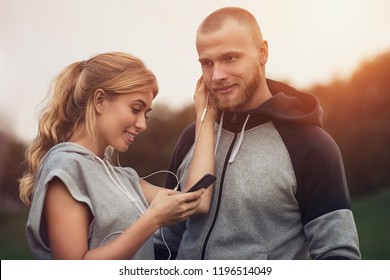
[155,79,361,260]
[26,142,154,259]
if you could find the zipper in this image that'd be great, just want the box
[200,132,238,259]
[231,113,237,123]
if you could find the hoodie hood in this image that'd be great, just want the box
[220,79,323,133]
[214,79,323,163]
[42,142,97,165]
[35,142,98,186]
[39,142,145,213]
[259,79,323,126]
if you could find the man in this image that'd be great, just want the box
[155,7,361,260]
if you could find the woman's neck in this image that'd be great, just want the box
[69,125,106,158]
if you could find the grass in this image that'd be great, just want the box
[0,187,389,260]
[0,207,34,259]
[352,186,390,259]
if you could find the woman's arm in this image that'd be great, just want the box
[44,177,204,260]
[181,78,217,214]
[44,177,91,259]
[141,79,217,214]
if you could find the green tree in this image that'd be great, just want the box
[312,50,390,197]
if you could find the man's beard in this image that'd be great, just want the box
[212,68,261,112]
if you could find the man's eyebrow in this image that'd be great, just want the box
[198,57,209,63]
[198,50,243,62]
[221,50,243,57]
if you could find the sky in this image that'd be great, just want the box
[1,0,390,143]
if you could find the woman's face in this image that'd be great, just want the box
[95,90,154,154]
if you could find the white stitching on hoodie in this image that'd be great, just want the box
[229,114,250,163]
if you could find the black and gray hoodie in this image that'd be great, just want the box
[155,79,361,260]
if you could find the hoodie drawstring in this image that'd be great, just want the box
[95,155,144,214]
[214,111,224,156]
[228,114,250,163]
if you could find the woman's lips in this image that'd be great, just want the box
[124,131,135,144]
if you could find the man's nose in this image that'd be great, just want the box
[212,65,227,82]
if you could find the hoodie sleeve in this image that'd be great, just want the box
[275,122,361,259]
[164,123,196,189]
[26,154,94,259]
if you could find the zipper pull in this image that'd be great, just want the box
[231,113,237,123]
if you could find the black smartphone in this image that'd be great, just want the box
[186,173,217,193]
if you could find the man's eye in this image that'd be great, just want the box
[201,61,212,67]
[225,56,236,62]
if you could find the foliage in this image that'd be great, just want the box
[352,186,390,259]
[311,51,390,196]
[0,207,33,259]
[0,134,26,207]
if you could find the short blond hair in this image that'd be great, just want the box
[197,7,263,44]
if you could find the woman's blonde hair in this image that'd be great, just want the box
[19,52,158,206]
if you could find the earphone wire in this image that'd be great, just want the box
[115,150,177,260]
[116,151,180,190]
[172,91,210,191]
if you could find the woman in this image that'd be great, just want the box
[19,52,217,259]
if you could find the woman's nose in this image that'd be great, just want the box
[135,115,147,132]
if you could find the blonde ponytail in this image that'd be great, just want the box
[19,62,84,205]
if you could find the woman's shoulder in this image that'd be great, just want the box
[36,145,97,204]
[43,143,95,171]
[43,149,85,172]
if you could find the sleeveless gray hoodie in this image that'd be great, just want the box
[26,142,154,259]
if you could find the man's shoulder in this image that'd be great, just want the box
[177,122,196,145]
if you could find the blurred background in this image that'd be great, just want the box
[1,0,389,259]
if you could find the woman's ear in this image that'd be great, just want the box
[93,89,106,114]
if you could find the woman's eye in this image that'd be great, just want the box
[131,107,141,114]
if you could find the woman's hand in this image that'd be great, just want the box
[194,77,218,122]
[146,188,205,227]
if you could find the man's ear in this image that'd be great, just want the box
[259,40,269,65]
[93,89,106,114]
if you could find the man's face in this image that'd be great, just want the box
[196,20,266,112]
